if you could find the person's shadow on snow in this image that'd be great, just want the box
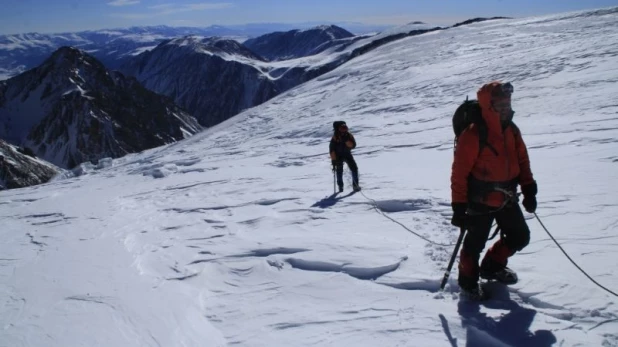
[311,191,357,208]
[456,282,557,347]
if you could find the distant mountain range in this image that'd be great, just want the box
[0,26,247,80]
[0,23,393,80]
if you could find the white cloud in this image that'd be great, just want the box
[186,3,233,11]
[148,2,233,15]
[107,0,141,6]
[148,4,175,11]
[110,13,150,20]
[111,2,233,19]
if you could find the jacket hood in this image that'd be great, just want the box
[477,81,512,134]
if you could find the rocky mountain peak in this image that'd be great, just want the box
[0,47,202,169]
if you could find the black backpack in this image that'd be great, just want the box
[452,97,495,156]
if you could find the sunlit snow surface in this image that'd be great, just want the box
[1,7,618,347]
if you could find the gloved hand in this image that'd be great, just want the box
[521,181,537,213]
[331,160,337,171]
[451,203,468,228]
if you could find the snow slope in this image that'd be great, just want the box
[1,6,618,347]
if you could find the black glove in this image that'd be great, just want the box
[331,160,337,171]
[521,182,537,213]
[451,203,468,228]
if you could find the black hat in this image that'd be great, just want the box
[333,121,347,130]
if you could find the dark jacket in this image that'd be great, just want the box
[329,132,356,160]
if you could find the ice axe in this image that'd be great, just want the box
[440,227,466,291]
[440,225,501,291]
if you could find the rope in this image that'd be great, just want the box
[358,188,617,298]
[534,213,618,298]
[359,190,457,247]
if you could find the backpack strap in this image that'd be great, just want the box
[476,121,498,157]
[509,121,521,163]
[510,122,520,136]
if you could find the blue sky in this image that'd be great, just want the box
[1,0,617,35]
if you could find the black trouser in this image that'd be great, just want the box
[459,202,530,284]
[335,154,359,188]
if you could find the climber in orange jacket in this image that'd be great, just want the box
[451,81,538,299]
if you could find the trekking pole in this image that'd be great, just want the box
[440,227,466,291]
[333,167,336,194]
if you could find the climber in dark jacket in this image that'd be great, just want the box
[330,121,360,192]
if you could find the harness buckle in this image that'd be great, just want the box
[494,187,519,207]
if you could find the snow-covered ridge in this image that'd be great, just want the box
[243,24,355,61]
[160,36,266,62]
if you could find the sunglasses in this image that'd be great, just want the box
[491,100,513,117]
[339,124,348,130]
[492,82,514,98]
[492,100,512,109]
[501,82,514,94]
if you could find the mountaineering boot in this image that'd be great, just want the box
[458,273,489,301]
[459,282,489,301]
[480,266,518,285]
[338,185,344,193]
[353,183,361,192]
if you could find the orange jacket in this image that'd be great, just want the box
[451,82,534,207]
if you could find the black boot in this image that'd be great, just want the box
[480,266,518,285]
[460,283,488,301]
[459,274,488,301]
